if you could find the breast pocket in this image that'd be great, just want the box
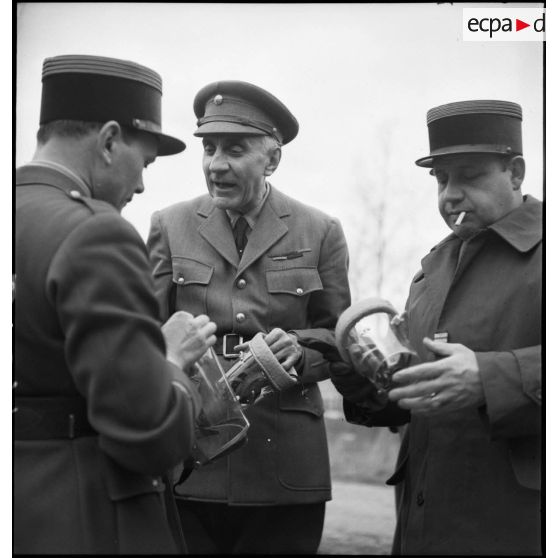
[265,267,323,330]
[172,257,213,315]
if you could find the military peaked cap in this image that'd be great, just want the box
[415,99,523,167]
[193,80,299,145]
[40,54,185,156]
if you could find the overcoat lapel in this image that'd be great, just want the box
[236,188,289,277]
[198,200,239,267]
[419,235,462,330]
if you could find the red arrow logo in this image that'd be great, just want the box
[516,19,530,31]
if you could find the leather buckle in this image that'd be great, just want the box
[223,333,243,359]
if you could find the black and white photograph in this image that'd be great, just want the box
[13,2,547,555]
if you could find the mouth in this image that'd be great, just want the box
[211,179,236,191]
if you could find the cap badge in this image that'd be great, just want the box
[213,94,223,105]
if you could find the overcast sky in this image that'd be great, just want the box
[11,1,553,549]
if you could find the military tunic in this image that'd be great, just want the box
[147,185,351,505]
[14,164,201,554]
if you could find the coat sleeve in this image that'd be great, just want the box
[291,216,352,383]
[146,209,174,321]
[477,345,541,439]
[46,212,201,476]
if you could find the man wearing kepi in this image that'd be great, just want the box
[147,80,350,553]
[330,100,541,555]
[14,55,217,554]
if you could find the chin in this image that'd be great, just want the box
[212,196,238,211]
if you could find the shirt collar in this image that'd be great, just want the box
[26,160,92,197]
[226,182,270,229]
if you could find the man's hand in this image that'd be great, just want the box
[162,311,217,370]
[235,328,303,372]
[388,337,485,415]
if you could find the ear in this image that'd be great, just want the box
[509,156,525,190]
[264,147,282,177]
[96,121,123,165]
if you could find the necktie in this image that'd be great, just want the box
[233,216,249,256]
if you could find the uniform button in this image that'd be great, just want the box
[177,276,185,284]
[416,491,424,506]
[13,381,18,389]
[296,288,303,295]
[237,278,247,289]
[236,312,246,323]
[266,438,271,443]
[152,479,159,487]
[69,190,81,199]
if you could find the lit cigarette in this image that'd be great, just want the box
[455,211,466,226]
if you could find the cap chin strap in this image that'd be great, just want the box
[196,115,283,144]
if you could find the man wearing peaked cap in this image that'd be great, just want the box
[147,80,351,554]
[14,55,218,554]
[330,99,541,555]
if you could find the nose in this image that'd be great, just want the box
[208,148,229,173]
[441,176,464,205]
[135,176,145,194]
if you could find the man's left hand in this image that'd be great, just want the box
[388,337,485,415]
[235,328,303,372]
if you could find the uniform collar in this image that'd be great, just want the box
[24,160,93,196]
[16,161,92,197]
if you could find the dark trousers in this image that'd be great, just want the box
[176,499,325,554]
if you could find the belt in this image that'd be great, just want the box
[14,396,97,440]
[213,333,254,358]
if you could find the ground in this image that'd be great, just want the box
[318,480,396,555]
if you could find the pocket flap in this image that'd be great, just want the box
[172,257,213,286]
[279,384,324,417]
[102,454,165,501]
[266,267,323,296]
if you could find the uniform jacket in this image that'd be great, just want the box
[14,164,202,554]
[147,185,351,505]
[341,196,542,555]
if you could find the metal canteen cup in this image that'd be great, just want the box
[334,298,418,394]
[187,347,250,468]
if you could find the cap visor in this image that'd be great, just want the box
[415,144,519,167]
[194,121,267,137]
[155,132,186,156]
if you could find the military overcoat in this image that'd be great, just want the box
[14,164,201,554]
[342,196,542,555]
[147,185,351,505]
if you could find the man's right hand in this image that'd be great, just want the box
[162,311,217,370]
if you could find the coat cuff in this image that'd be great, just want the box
[477,350,541,439]
[168,363,203,418]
